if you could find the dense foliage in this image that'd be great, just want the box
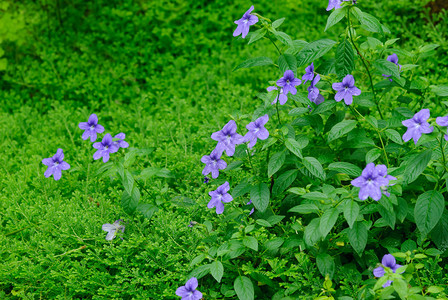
[1,0,448,299]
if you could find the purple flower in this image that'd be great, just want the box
[78,113,105,142]
[243,114,269,148]
[113,133,129,149]
[351,163,390,201]
[211,120,243,157]
[307,74,325,105]
[188,221,198,228]
[326,0,342,10]
[207,181,233,214]
[93,133,119,163]
[436,115,448,141]
[201,149,227,179]
[247,200,255,215]
[42,149,70,181]
[376,165,397,197]
[203,177,210,184]
[402,109,434,145]
[233,6,258,39]
[332,74,361,105]
[302,63,315,84]
[102,219,125,241]
[176,277,202,300]
[267,86,288,105]
[277,70,301,96]
[373,254,402,288]
[383,54,402,81]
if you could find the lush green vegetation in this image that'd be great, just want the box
[1,0,447,299]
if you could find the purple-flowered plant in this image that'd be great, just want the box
[302,62,315,84]
[78,113,105,142]
[243,114,269,148]
[93,133,119,163]
[113,133,129,149]
[436,115,448,141]
[373,254,403,287]
[201,149,227,179]
[247,200,255,215]
[102,219,125,241]
[176,277,202,300]
[233,6,258,39]
[332,74,361,105]
[211,120,243,157]
[207,181,233,214]
[326,0,342,10]
[351,163,390,201]
[277,70,301,97]
[267,86,288,105]
[203,177,210,184]
[402,109,434,145]
[383,53,402,81]
[307,74,325,105]
[42,148,71,181]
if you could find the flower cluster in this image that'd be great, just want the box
[351,163,396,201]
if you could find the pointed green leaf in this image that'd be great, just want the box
[303,157,326,180]
[243,236,258,251]
[317,253,335,279]
[319,208,339,238]
[403,150,432,184]
[414,190,444,236]
[328,162,362,177]
[344,200,360,228]
[325,6,347,31]
[348,221,368,256]
[233,57,274,72]
[210,261,224,283]
[278,54,297,74]
[285,138,303,158]
[296,39,337,67]
[268,151,286,177]
[250,183,270,212]
[272,169,298,195]
[336,39,355,80]
[234,276,254,300]
[327,120,357,143]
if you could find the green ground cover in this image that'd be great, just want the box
[1,0,448,299]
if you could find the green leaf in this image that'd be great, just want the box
[289,107,309,116]
[190,254,206,267]
[289,203,319,214]
[234,276,254,300]
[210,261,224,283]
[344,200,360,228]
[327,120,357,143]
[233,57,274,72]
[325,6,347,31]
[285,138,303,159]
[432,212,448,252]
[385,129,403,145]
[335,39,355,80]
[319,208,339,238]
[272,169,298,195]
[274,31,293,47]
[137,203,158,219]
[378,197,396,230]
[140,167,174,179]
[316,253,335,279]
[303,157,326,180]
[374,59,401,78]
[232,182,252,198]
[414,190,444,236]
[348,221,368,256]
[365,148,382,164]
[122,170,134,195]
[121,187,140,214]
[248,28,267,44]
[393,278,408,299]
[403,150,432,184]
[189,264,211,279]
[243,236,258,251]
[268,151,286,177]
[358,11,384,34]
[430,85,448,97]
[272,18,285,29]
[250,183,270,212]
[296,39,337,67]
[278,54,297,74]
[328,162,362,177]
[0,58,7,71]
[305,218,322,246]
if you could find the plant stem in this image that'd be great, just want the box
[267,34,282,55]
[347,8,384,120]
[276,100,282,125]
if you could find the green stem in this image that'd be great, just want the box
[267,34,282,55]
[246,149,255,172]
[276,100,282,125]
[347,8,384,120]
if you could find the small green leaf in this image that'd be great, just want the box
[319,208,339,238]
[296,39,337,67]
[328,162,362,177]
[122,170,134,195]
[414,190,444,236]
[316,253,335,279]
[272,18,285,29]
[325,6,347,31]
[248,28,267,44]
[348,221,368,256]
[121,187,140,214]
[234,276,254,300]
[243,236,258,251]
[278,54,297,74]
[304,218,322,246]
[268,151,286,177]
[303,157,326,180]
[137,203,158,219]
[272,169,298,195]
[285,138,303,158]
[335,39,355,80]
[403,150,432,184]
[233,57,274,72]
[289,203,319,214]
[374,59,401,78]
[365,148,381,164]
[344,200,360,228]
[210,261,224,282]
[430,85,448,97]
[385,129,403,145]
[250,183,270,212]
[327,120,357,143]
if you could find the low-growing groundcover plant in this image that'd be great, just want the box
[1,0,448,299]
